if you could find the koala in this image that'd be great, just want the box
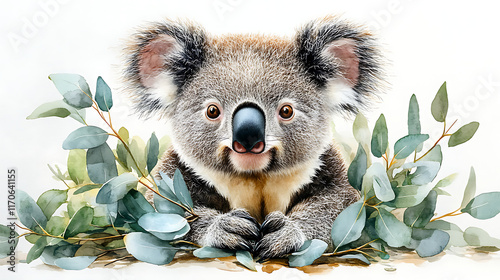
[123,16,383,261]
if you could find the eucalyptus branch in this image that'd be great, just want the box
[415,119,457,162]
[137,177,196,216]
[430,207,464,222]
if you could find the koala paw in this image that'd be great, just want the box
[202,209,260,251]
[254,211,306,261]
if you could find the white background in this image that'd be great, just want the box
[1,0,500,279]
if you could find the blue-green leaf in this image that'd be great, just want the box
[0,224,18,258]
[331,200,366,250]
[288,239,327,267]
[347,144,367,191]
[63,126,109,150]
[387,184,434,208]
[16,190,48,230]
[49,73,93,109]
[401,161,440,185]
[39,242,79,265]
[73,184,100,195]
[27,236,48,264]
[365,163,394,202]
[426,220,467,248]
[375,208,411,247]
[419,145,443,165]
[124,232,177,265]
[122,189,155,220]
[404,190,437,228]
[460,167,476,209]
[394,134,429,159]
[463,227,500,248]
[54,256,97,270]
[96,173,138,204]
[146,132,159,174]
[448,122,479,147]
[95,76,113,112]
[371,114,388,158]
[338,253,370,265]
[173,169,193,208]
[411,228,450,257]
[461,192,500,219]
[408,94,421,135]
[193,247,235,258]
[63,206,94,239]
[27,100,71,119]
[431,82,448,122]
[36,189,68,220]
[138,213,189,240]
[87,143,118,184]
[236,250,256,271]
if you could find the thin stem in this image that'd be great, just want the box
[430,207,463,222]
[104,255,134,266]
[137,178,195,215]
[15,223,125,242]
[415,119,458,162]
[324,239,379,257]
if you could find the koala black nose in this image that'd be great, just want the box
[232,105,266,154]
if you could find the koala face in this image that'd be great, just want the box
[124,17,382,176]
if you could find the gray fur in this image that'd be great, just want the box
[124,16,382,260]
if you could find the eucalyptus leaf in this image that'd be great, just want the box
[138,213,189,240]
[387,184,434,208]
[27,236,48,264]
[404,190,437,228]
[371,114,388,158]
[95,76,113,112]
[63,126,109,150]
[68,149,90,185]
[73,184,101,195]
[27,100,71,119]
[122,189,155,220]
[87,143,118,184]
[146,132,159,174]
[375,208,411,248]
[40,242,79,266]
[460,167,476,209]
[54,256,97,270]
[353,113,371,161]
[408,94,421,135]
[331,200,366,250]
[448,122,479,147]
[63,206,94,239]
[0,224,18,258]
[347,144,367,191]
[16,189,48,230]
[419,145,443,165]
[49,73,93,109]
[46,216,70,236]
[36,189,68,219]
[96,173,138,204]
[400,161,440,185]
[236,250,256,271]
[127,136,147,175]
[426,220,467,248]
[124,232,177,265]
[159,135,172,159]
[173,169,194,208]
[338,253,370,265]
[288,239,328,267]
[394,134,429,159]
[461,192,500,219]
[434,173,458,190]
[365,163,394,202]
[431,82,448,122]
[463,227,500,248]
[412,228,450,257]
[193,246,235,258]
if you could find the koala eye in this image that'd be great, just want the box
[206,104,221,120]
[279,105,294,120]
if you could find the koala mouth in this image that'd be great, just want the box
[228,149,272,172]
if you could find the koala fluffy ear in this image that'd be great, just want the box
[124,20,206,117]
[295,17,384,114]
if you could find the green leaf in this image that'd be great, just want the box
[73,184,101,195]
[331,200,366,250]
[87,143,118,184]
[288,239,328,267]
[338,254,370,265]
[431,82,448,122]
[419,145,442,165]
[154,173,185,214]
[411,228,450,257]
[461,192,500,219]
[426,220,467,248]
[365,163,394,202]
[122,189,155,220]
[146,132,159,174]
[118,127,129,142]
[193,247,235,258]
[63,126,109,150]
[158,135,171,158]
[48,164,68,182]
[63,206,94,239]
[39,242,80,265]
[27,100,71,119]
[27,236,48,264]
[95,76,113,112]
[375,208,411,247]
[46,216,70,236]
[371,114,388,158]
[96,173,138,204]
[460,167,476,209]
[0,224,18,258]
[408,94,421,135]
[127,136,147,175]
[16,190,48,230]
[353,113,371,160]
[347,144,367,191]
[387,184,434,208]
[49,73,93,109]
[54,256,97,270]
[394,134,429,159]
[448,122,479,147]
[154,193,185,215]
[124,232,177,265]
[36,189,68,219]
[434,173,458,190]
[463,227,500,248]
[404,190,437,228]
[401,161,441,185]
[236,250,256,271]
[68,149,90,185]
[138,213,189,240]
[173,169,194,208]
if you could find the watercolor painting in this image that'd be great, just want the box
[1,1,500,279]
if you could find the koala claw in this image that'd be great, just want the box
[202,209,260,251]
[254,211,306,261]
